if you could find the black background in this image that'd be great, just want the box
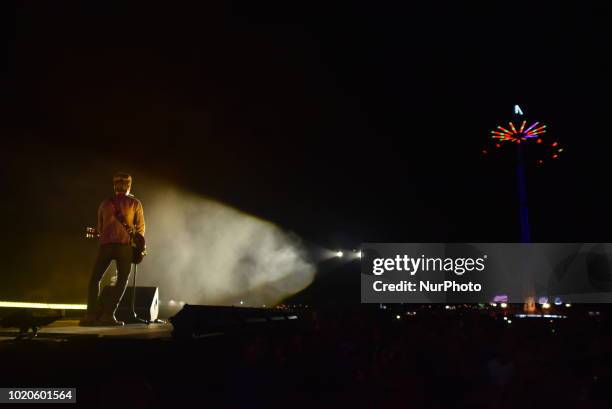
[3,1,611,302]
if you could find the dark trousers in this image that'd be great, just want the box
[87,243,132,317]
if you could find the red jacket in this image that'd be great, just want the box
[97,193,145,245]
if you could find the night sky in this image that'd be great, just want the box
[3,1,612,302]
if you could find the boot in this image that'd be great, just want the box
[78,313,99,327]
[98,312,125,326]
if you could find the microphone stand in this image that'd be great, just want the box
[124,263,149,325]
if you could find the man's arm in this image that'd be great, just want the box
[134,201,145,236]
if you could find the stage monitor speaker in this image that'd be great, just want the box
[169,305,299,338]
[1,309,63,340]
[100,286,159,322]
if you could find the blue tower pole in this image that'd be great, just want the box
[514,105,536,312]
[517,144,531,243]
[514,105,531,243]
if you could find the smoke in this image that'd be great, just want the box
[136,186,315,306]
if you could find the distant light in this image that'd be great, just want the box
[239,300,244,305]
[503,316,508,321]
[554,297,563,306]
[168,300,176,306]
[515,313,567,319]
[514,105,523,115]
[565,303,572,308]
[490,303,497,307]
[500,302,508,308]
[507,320,512,324]
[0,301,87,310]
[538,297,548,305]
[356,250,362,258]
[445,305,450,310]
[335,251,344,258]
[395,314,401,320]
[542,302,551,309]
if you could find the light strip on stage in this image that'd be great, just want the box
[0,301,87,310]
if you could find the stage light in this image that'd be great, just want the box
[0,301,86,310]
[507,320,512,324]
[395,315,401,320]
[565,303,571,308]
[490,303,497,307]
[335,251,344,258]
[500,302,508,308]
[0,310,63,340]
[542,302,551,309]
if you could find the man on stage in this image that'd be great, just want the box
[80,172,145,326]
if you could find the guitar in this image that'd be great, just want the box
[85,227,147,264]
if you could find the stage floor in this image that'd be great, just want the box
[0,319,173,341]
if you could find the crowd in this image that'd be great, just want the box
[223,306,611,408]
[4,305,611,408]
